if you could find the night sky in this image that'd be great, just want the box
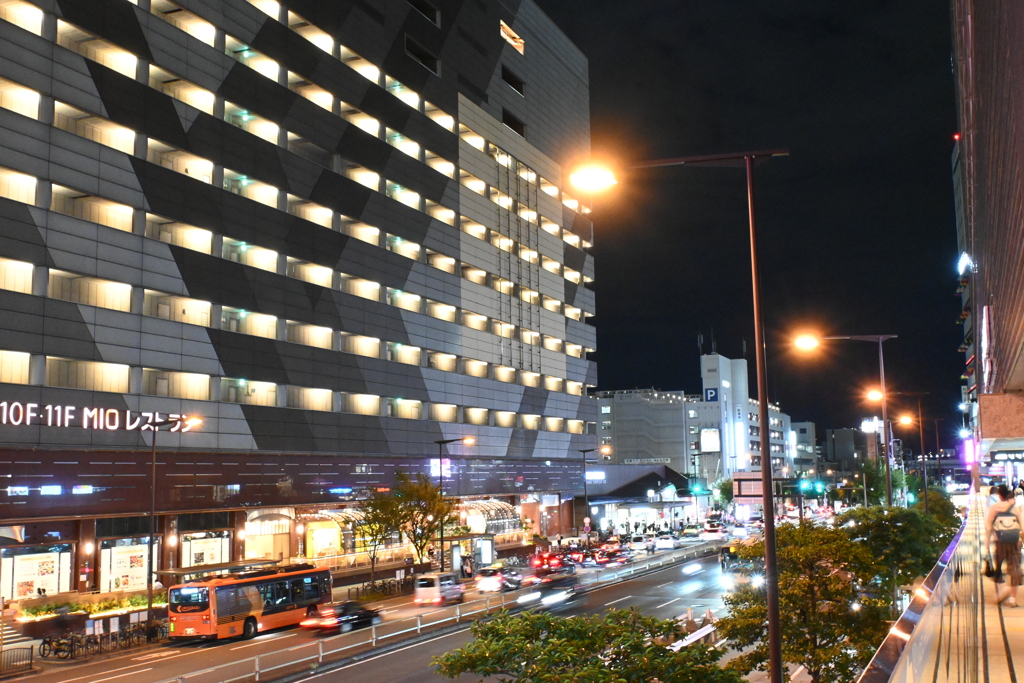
[534,1,964,450]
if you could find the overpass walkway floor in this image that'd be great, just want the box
[984,576,1024,683]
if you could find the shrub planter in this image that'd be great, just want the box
[20,612,88,639]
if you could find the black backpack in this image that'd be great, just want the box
[994,505,1021,544]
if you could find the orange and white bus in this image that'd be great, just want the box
[168,563,332,640]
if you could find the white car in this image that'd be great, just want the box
[699,522,728,541]
[628,535,648,551]
[655,534,683,549]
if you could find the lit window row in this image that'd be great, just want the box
[0,252,589,393]
[0,350,592,433]
[36,16,592,291]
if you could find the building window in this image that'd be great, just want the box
[0,350,30,385]
[600,421,611,430]
[0,77,39,119]
[499,20,524,54]
[48,271,131,312]
[405,35,439,74]
[143,290,211,326]
[0,258,32,294]
[601,405,611,414]
[407,0,439,25]
[142,369,210,400]
[501,66,524,95]
[221,378,277,406]
[688,410,698,419]
[502,109,525,138]
[46,358,129,393]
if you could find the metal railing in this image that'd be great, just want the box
[0,647,34,673]
[857,498,982,683]
[152,541,722,683]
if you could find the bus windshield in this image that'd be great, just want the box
[170,587,209,605]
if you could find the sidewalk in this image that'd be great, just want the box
[982,576,1024,682]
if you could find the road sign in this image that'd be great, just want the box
[704,387,719,401]
[584,517,591,525]
[583,525,591,533]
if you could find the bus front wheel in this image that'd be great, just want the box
[242,618,258,640]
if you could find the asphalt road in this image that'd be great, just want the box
[305,553,727,683]
[29,544,724,683]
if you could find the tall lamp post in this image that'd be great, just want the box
[433,437,475,571]
[578,446,612,536]
[147,415,202,641]
[872,390,930,513]
[573,148,788,683]
[795,334,898,506]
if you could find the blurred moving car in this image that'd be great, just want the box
[474,567,522,592]
[628,535,648,551]
[530,552,568,570]
[680,525,702,538]
[413,572,464,606]
[730,524,749,538]
[301,602,382,632]
[699,521,728,541]
[655,534,683,549]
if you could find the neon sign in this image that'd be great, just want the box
[0,402,199,431]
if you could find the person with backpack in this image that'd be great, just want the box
[985,484,1024,606]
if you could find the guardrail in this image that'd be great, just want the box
[0,647,34,674]
[153,541,722,683]
[856,500,978,683]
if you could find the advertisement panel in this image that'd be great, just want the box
[101,544,152,592]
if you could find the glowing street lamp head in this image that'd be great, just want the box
[599,444,612,456]
[793,334,820,352]
[185,417,203,429]
[569,165,617,193]
[898,415,913,426]
[461,436,476,446]
[866,389,884,402]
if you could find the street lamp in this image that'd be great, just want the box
[433,437,475,571]
[574,148,789,683]
[795,333,897,506]
[147,415,202,641]
[578,446,611,537]
[868,389,931,512]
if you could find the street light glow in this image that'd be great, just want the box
[600,444,612,456]
[866,389,883,402]
[793,334,820,351]
[898,415,913,426]
[462,436,476,446]
[569,165,617,192]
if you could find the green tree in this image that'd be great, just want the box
[435,608,742,683]
[714,478,734,506]
[913,489,961,530]
[835,506,947,615]
[718,523,889,683]
[860,459,905,506]
[395,471,455,563]
[357,487,403,582]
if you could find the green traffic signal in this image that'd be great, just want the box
[799,480,810,491]
[907,492,916,503]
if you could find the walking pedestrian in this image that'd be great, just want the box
[986,484,1024,607]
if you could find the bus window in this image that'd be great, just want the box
[303,577,320,601]
[170,587,209,607]
[290,579,304,603]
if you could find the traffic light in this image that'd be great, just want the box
[814,482,824,494]
[692,483,703,494]
[799,479,810,492]
[907,492,916,504]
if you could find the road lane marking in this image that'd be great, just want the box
[655,598,680,609]
[306,627,472,680]
[656,582,673,588]
[61,663,151,683]
[86,668,153,683]
[230,633,297,650]
[604,596,632,606]
[132,650,178,660]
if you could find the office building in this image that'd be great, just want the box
[594,353,795,484]
[0,0,597,598]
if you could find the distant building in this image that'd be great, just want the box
[594,353,795,483]
[791,422,818,474]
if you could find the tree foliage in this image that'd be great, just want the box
[434,609,742,683]
[714,478,734,506]
[912,489,961,530]
[357,486,403,582]
[834,506,949,615]
[395,471,455,563]
[717,523,889,683]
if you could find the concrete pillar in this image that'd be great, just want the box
[332,391,342,412]
[209,303,222,329]
[214,29,226,53]
[211,233,224,258]
[31,266,48,297]
[37,95,54,125]
[41,12,56,41]
[277,190,287,212]
[77,519,96,593]
[276,252,288,276]
[130,286,145,314]
[212,165,224,190]
[276,317,287,341]
[135,59,149,85]
[162,515,179,571]
[132,208,146,236]
[129,366,143,394]
[134,133,149,161]
[28,354,46,386]
[332,331,343,352]
[208,376,221,401]
[34,179,51,210]
[234,511,247,562]
[457,405,465,423]
[276,384,288,408]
